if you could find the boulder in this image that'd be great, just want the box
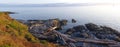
[72,19,76,23]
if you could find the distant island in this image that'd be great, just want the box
[0,3,112,7]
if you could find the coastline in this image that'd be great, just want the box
[17,19,120,47]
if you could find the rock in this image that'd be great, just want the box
[51,19,62,30]
[29,23,57,42]
[65,28,76,35]
[72,19,76,23]
[65,25,92,38]
[66,23,120,42]
[60,20,68,26]
[73,25,87,32]
[64,23,120,47]
[24,19,68,42]
[85,23,102,31]
[25,20,44,26]
[18,18,120,47]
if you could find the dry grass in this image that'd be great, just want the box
[0,12,60,47]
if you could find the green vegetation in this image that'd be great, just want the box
[0,44,12,47]
[0,12,59,47]
[0,12,42,47]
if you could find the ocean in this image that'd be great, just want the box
[0,5,120,31]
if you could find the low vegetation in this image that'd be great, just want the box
[0,12,59,47]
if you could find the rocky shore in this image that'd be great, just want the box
[17,19,120,47]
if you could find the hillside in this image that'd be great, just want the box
[0,12,58,47]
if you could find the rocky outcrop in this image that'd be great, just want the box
[21,19,68,30]
[65,23,120,47]
[85,23,120,41]
[18,18,120,47]
[22,19,68,42]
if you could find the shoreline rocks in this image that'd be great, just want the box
[17,19,120,47]
[65,23,120,47]
[19,19,68,42]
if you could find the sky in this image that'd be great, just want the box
[0,0,120,4]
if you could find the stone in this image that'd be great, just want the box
[65,28,76,35]
[18,18,120,47]
[60,20,68,26]
[73,25,87,32]
[85,23,102,31]
[72,19,76,23]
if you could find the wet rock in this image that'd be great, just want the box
[72,19,76,23]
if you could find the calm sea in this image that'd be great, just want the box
[0,5,120,31]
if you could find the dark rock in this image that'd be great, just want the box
[65,28,76,35]
[64,23,120,47]
[29,23,57,42]
[24,19,68,42]
[73,25,87,32]
[72,19,76,23]
[19,18,120,47]
[85,23,102,31]
[60,20,68,26]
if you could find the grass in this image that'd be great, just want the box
[0,12,42,47]
[0,44,12,47]
[0,12,60,47]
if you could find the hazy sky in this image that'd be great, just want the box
[0,0,119,4]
